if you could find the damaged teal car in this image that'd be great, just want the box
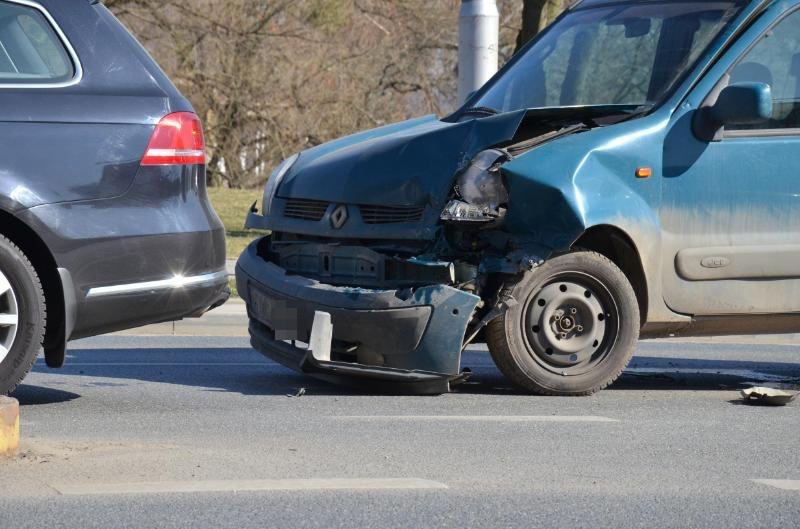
[237,0,800,395]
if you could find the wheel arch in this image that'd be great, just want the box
[0,208,68,368]
[571,225,648,324]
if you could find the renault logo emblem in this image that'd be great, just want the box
[330,204,348,229]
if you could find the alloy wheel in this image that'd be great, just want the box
[0,269,19,363]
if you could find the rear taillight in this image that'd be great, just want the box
[141,112,206,166]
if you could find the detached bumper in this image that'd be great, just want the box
[236,238,480,394]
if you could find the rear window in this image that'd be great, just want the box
[0,1,74,85]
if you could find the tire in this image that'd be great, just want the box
[487,251,639,396]
[0,235,45,396]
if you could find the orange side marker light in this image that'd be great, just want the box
[635,167,652,179]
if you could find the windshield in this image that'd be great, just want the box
[472,1,747,114]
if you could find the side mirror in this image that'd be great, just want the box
[695,82,772,141]
[711,82,773,126]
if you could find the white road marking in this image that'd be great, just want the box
[337,415,618,423]
[53,478,448,496]
[35,362,267,367]
[753,479,800,491]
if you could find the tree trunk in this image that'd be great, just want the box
[516,0,566,53]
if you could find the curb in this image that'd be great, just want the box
[0,396,19,456]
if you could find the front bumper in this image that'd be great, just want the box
[236,238,481,394]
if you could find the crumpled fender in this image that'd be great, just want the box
[501,116,669,315]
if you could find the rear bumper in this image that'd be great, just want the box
[72,268,230,339]
[236,237,480,394]
[17,163,229,339]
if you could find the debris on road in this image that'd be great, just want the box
[287,388,307,398]
[740,387,799,406]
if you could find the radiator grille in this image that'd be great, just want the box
[283,200,425,224]
[359,205,425,224]
[284,199,329,221]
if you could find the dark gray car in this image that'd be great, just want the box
[0,0,228,394]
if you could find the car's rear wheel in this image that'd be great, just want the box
[487,251,639,396]
[0,235,45,395]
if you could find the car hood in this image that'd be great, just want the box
[278,110,528,208]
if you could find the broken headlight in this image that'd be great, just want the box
[263,152,300,216]
[440,149,509,223]
[440,200,498,222]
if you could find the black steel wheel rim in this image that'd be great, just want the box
[521,272,620,376]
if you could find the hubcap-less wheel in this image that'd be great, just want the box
[524,273,618,376]
[487,251,639,395]
[0,269,18,363]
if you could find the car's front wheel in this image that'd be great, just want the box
[0,235,45,396]
[487,251,639,396]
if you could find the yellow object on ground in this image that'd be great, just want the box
[0,396,19,455]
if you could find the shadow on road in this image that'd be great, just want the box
[11,385,81,406]
[458,353,800,395]
[614,355,800,391]
[16,345,800,400]
[26,347,369,398]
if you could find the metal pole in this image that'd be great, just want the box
[458,0,499,105]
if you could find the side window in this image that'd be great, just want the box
[0,1,74,85]
[728,10,800,131]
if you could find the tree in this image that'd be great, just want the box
[516,0,568,52]
[105,1,531,188]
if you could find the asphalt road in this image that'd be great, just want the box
[1,335,799,529]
